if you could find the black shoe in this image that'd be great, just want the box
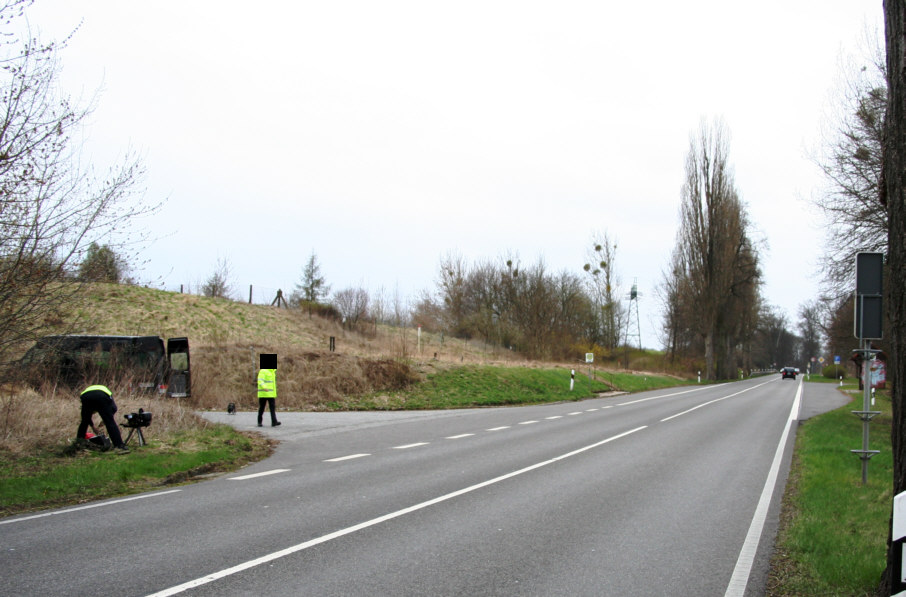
[272,421,281,427]
[257,423,263,427]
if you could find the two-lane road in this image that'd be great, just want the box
[0,377,849,596]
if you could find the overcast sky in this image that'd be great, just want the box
[26,1,883,350]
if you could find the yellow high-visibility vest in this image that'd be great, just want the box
[257,369,276,398]
[81,385,112,397]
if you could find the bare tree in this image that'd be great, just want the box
[583,232,624,352]
[667,119,761,379]
[333,286,370,330]
[797,300,823,370]
[812,30,888,296]
[0,1,150,378]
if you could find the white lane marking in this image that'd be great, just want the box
[487,426,510,431]
[602,405,614,409]
[324,454,370,462]
[446,433,475,439]
[660,379,775,422]
[568,412,583,416]
[618,385,714,406]
[545,416,563,420]
[229,469,290,481]
[0,490,182,526]
[519,420,539,425]
[393,443,429,450]
[586,408,599,412]
[724,379,802,596]
[147,426,648,597]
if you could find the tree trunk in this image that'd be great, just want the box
[881,2,906,594]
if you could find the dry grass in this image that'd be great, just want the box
[0,381,208,455]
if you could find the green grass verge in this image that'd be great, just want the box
[0,425,271,516]
[771,382,892,595]
[328,365,688,410]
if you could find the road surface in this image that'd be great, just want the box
[0,376,849,596]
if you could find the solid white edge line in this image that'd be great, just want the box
[723,379,803,597]
[228,469,291,481]
[146,425,648,597]
[0,489,182,526]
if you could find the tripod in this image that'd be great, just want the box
[123,424,147,447]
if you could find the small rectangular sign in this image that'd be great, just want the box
[585,353,594,363]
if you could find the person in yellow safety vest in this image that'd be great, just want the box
[77,385,130,453]
[257,367,281,427]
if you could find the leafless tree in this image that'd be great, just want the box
[583,232,624,352]
[812,29,888,296]
[666,119,761,379]
[0,1,151,379]
[333,286,370,330]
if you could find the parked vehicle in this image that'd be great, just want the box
[22,335,190,397]
[781,366,797,380]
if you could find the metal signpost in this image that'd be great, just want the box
[851,252,884,485]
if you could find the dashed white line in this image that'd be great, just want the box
[519,420,539,425]
[393,442,429,450]
[568,412,583,416]
[487,426,511,431]
[586,408,599,412]
[545,415,563,420]
[446,433,475,439]
[148,426,648,596]
[229,469,290,481]
[324,454,371,462]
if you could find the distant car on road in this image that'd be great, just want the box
[781,367,797,379]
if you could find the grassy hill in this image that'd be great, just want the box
[47,283,525,411]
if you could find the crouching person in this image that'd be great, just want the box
[77,385,129,454]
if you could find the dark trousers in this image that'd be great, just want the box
[258,398,277,425]
[78,394,125,448]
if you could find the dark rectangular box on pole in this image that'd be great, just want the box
[854,252,884,340]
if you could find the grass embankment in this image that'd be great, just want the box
[769,378,892,596]
[325,366,686,410]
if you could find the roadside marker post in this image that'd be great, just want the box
[891,491,906,595]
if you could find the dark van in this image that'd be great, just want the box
[22,335,190,397]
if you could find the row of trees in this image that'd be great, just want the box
[413,250,621,360]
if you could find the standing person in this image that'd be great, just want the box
[77,385,129,454]
[257,354,281,427]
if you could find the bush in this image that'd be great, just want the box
[822,364,848,380]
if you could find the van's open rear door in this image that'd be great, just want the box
[166,337,190,398]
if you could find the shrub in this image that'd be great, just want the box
[822,364,848,380]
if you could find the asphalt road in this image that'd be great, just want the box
[0,376,850,596]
